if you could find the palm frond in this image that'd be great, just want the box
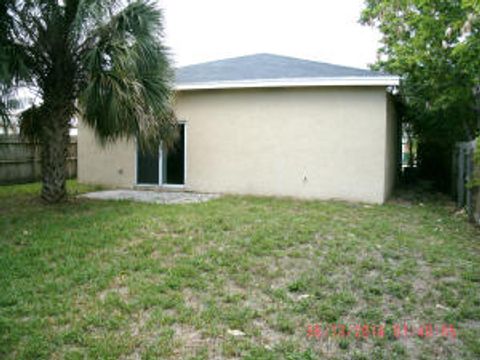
[79,0,176,151]
[0,89,13,133]
[19,104,43,142]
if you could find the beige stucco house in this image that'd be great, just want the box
[78,54,400,204]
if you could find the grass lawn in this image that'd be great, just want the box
[0,181,479,359]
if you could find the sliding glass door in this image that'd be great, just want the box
[136,124,185,186]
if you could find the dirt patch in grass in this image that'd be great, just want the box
[98,276,130,302]
[171,324,208,358]
[183,288,205,312]
[253,319,289,348]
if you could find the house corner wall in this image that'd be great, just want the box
[176,87,389,204]
[77,120,136,188]
[383,94,398,202]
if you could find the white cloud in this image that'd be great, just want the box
[157,0,381,69]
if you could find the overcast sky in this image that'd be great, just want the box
[157,0,381,70]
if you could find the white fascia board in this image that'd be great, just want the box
[175,76,400,91]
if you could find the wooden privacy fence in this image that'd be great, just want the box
[452,140,478,223]
[0,135,77,185]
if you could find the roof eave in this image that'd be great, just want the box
[175,76,400,91]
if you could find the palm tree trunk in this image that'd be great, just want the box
[40,119,70,203]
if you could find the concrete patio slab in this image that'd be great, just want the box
[80,190,220,204]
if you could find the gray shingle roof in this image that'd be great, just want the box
[175,53,388,85]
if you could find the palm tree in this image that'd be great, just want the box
[0,0,176,202]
